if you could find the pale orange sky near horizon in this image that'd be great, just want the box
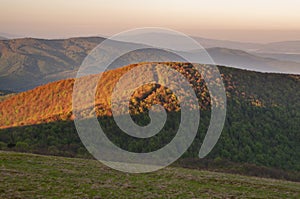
[1,0,300,43]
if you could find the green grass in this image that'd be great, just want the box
[0,151,299,198]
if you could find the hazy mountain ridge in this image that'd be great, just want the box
[0,37,104,91]
[206,47,300,73]
[254,53,300,63]
[192,36,262,51]
[125,32,300,53]
[1,36,299,92]
[0,32,23,39]
[254,41,300,54]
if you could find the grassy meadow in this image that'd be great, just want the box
[0,151,299,198]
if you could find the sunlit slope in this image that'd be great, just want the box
[0,62,214,129]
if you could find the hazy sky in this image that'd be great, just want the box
[1,0,300,42]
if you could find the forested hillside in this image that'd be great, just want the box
[0,63,299,179]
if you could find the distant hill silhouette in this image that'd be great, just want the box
[206,47,300,73]
[254,41,300,54]
[0,37,103,91]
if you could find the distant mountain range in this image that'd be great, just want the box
[0,32,23,39]
[193,37,300,54]
[0,36,299,91]
[253,41,300,54]
[254,53,300,63]
[205,48,300,73]
[122,32,300,54]
[0,37,103,91]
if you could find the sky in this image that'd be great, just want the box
[1,0,300,43]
